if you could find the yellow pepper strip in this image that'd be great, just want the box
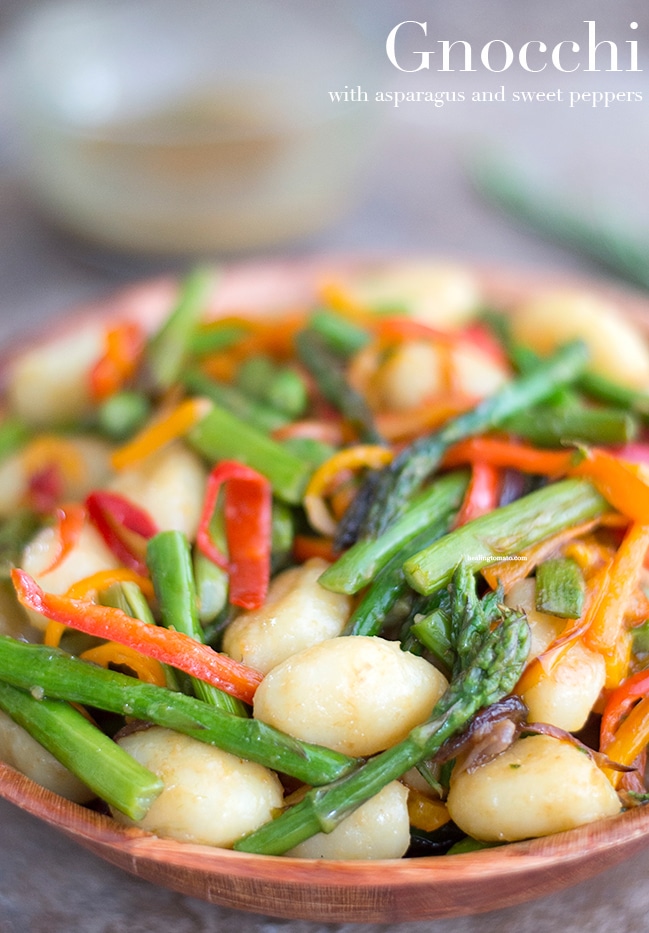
[79,641,167,686]
[601,694,649,789]
[43,568,155,648]
[407,788,451,833]
[303,444,394,536]
[316,279,376,323]
[21,435,87,487]
[111,396,212,471]
[583,522,649,689]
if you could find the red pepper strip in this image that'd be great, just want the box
[27,463,64,514]
[11,569,263,704]
[453,461,501,527]
[442,437,575,476]
[459,323,510,367]
[85,491,158,576]
[42,503,86,574]
[600,668,649,750]
[89,321,144,402]
[197,461,272,610]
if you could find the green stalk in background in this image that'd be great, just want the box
[0,680,161,820]
[0,636,357,787]
[146,266,217,392]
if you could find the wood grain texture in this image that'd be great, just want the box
[1,258,649,923]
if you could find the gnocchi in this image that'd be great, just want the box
[253,635,448,757]
[446,734,621,842]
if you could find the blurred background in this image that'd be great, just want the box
[0,0,647,344]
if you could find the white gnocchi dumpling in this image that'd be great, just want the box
[253,635,448,757]
[371,339,508,412]
[6,324,105,425]
[109,441,207,539]
[0,709,94,803]
[286,781,410,860]
[222,558,353,674]
[446,734,621,842]
[505,579,605,732]
[511,289,649,388]
[21,521,120,630]
[345,262,482,328]
[112,727,284,847]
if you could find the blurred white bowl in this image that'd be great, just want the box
[8,0,379,256]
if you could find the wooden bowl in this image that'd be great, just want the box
[2,257,649,923]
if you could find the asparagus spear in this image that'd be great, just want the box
[0,680,162,820]
[320,470,469,595]
[0,636,356,787]
[503,404,637,447]
[294,327,384,444]
[404,477,608,596]
[147,531,246,716]
[180,367,290,433]
[145,266,216,392]
[338,340,590,542]
[234,594,530,854]
[535,557,585,619]
[187,403,313,504]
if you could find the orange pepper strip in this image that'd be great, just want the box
[600,694,649,787]
[582,522,649,689]
[292,534,338,564]
[41,503,86,574]
[515,568,608,696]
[111,397,212,471]
[600,668,649,750]
[42,568,156,648]
[442,437,575,476]
[89,321,144,402]
[481,516,605,592]
[303,445,394,536]
[569,448,649,524]
[13,569,262,704]
[80,642,167,687]
[375,396,477,443]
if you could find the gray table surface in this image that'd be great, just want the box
[1,2,649,930]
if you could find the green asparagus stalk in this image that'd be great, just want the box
[0,636,357,787]
[320,470,469,595]
[343,519,452,637]
[579,370,649,418]
[146,266,216,392]
[180,367,290,433]
[307,309,371,357]
[147,531,245,716]
[503,403,637,447]
[535,557,585,619]
[0,680,162,820]
[187,403,313,504]
[339,340,590,542]
[294,327,384,444]
[234,601,530,854]
[404,477,608,596]
[96,390,152,441]
[0,416,31,462]
[236,355,308,419]
[188,321,249,357]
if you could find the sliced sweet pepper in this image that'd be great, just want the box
[12,568,262,704]
[197,460,272,610]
